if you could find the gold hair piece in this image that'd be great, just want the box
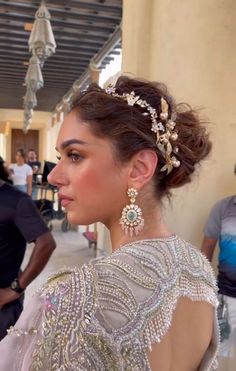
[105,85,180,174]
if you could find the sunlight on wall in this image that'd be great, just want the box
[0,134,6,159]
[99,52,122,87]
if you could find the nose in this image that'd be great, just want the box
[47,162,67,188]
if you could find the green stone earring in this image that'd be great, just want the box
[120,188,144,237]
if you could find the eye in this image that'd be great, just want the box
[68,152,82,162]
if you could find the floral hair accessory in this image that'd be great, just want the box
[105,85,180,174]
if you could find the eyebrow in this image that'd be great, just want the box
[57,138,88,151]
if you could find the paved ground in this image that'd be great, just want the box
[22,220,96,305]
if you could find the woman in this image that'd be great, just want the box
[9,148,32,196]
[0,77,219,370]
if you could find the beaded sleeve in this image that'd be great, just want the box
[93,238,219,370]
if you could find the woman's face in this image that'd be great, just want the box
[15,152,24,163]
[48,110,129,226]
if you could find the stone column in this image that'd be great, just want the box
[122,0,153,78]
[89,62,100,84]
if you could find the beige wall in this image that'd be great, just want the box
[0,109,60,165]
[122,0,236,265]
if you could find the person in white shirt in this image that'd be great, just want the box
[9,149,32,196]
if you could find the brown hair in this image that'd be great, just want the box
[71,76,211,199]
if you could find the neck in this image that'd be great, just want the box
[108,204,172,252]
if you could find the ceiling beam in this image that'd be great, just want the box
[0,41,100,55]
[0,26,109,43]
[0,14,115,34]
[0,48,93,62]
[0,39,101,54]
[0,55,89,69]
[0,49,113,65]
[7,0,122,15]
[0,71,77,80]
[0,62,85,74]
[0,75,78,85]
[0,4,121,24]
[0,82,74,90]
[0,71,83,82]
[0,39,120,56]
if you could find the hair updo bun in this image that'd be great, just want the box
[71,76,212,199]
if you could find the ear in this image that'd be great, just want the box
[128,149,158,189]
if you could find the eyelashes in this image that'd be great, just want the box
[68,153,82,162]
[56,152,82,163]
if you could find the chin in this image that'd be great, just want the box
[66,213,80,225]
[66,211,94,226]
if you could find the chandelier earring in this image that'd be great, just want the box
[120,188,144,237]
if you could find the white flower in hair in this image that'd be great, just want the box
[126,91,140,106]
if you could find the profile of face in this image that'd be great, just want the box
[48,110,129,226]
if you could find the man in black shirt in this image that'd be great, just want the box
[27,149,41,199]
[27,149,41,173]
[0,178,56,340]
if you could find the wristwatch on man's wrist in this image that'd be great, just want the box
[10,278,25,294]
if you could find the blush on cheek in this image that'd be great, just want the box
[73,172,105,195]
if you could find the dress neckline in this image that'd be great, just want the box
[117,235,178,251]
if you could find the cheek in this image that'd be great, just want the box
[70,162,125,203]
[71,167,110,196]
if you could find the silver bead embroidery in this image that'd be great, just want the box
[11,237,218,371]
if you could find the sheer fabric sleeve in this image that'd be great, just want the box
[0,268,88,371]
[0,295,44,371]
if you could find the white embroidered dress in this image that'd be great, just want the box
[0,236,219,370]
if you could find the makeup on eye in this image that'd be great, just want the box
[68,151,83,162]
[55,150,83,162]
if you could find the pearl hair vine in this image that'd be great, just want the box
[105,85,180,174]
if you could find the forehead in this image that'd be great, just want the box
[57,111,93,142]
[56,110,112,152]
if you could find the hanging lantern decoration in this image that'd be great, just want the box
[22,2,56,132]
[23,107,33,133]
[28,3,56,66]
[24,107,33,122]
[23,120,30,134]
[23,87,37,109]
[25,55,44,92]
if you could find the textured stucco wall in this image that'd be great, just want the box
[122,0,236,267]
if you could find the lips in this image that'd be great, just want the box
[58,194,74,208]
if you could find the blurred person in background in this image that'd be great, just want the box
[9,148,32,196]
[27,149,41,200]
[202,195,236,370]
[0,156,56,340]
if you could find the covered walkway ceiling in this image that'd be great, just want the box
[0,0,122,111]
